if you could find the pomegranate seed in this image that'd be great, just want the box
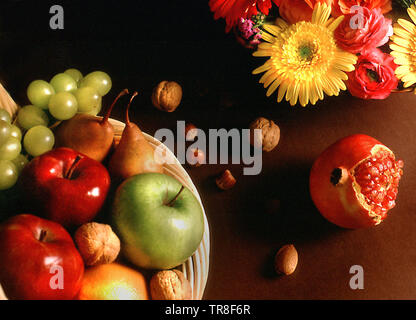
[354,150,403,217]
[386,200,396,209]
[397,160,404,168]
[370,167,379,177]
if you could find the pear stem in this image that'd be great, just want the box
[101,88,129,124]
[126,91,139,126]
[166,186,185,207]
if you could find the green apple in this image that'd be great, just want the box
[112,172,204,270]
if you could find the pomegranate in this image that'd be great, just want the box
[309,134,404,229]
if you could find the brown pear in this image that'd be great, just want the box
[55,89,129,162]
[108,91,164,180]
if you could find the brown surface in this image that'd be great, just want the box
[181,90,416,300]
[1,1,415,300]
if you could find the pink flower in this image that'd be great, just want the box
[334,7,392,54]
[346,48,398,100]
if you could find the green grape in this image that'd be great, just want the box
[80,71,112,96]
[23,125,55,157]
[17,105,49,130]
[0,160,18,190]
[48,92,78,120]
[50,73,77,93]
[85,96,102,116]
[27,80,55,109]
[11,154,28,173]
[73,86,101,113]
[0,136,21,161]
[0,120,11,146]
[64,68,83,85]
[0,109,11,123]
[10,125,22,141]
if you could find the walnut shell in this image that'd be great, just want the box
[151,81,182,112]
[249,117,280,152]
[274,244,298,276]
[216,169,236,190]
[74,222,120,267]
[150,269,192,300]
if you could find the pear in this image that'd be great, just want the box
[108,92,164,180]
[55,89,129,162]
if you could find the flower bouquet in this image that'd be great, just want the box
[209,0,416,106]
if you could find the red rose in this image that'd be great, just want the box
[346,48,398,100]
[334,7,392,54]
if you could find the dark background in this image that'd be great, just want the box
[1,0,416,299]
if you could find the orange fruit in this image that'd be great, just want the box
[77,263,149,300]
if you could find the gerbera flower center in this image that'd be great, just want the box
[277,22,337,81]
[298,43,315,61]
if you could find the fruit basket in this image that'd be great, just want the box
[0,83,210,300]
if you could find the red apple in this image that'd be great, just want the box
[0,214,84,300]
[20,147,110,227]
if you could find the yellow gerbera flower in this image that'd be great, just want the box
[252,3,357,107]
[390,4,416,89]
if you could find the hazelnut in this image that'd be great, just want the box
[74,222,121,266]
[274,244,298,276]
[150,269,192,300]
[249,117,280,152]
[185,123,198,141]
[186,148,205,167]
[216,169,236,190]
[151,81,182,112]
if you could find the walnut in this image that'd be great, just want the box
[151,81,183,112]
[74,222,120,266]
[216,169,236,190]
[150,269,192,300]
[249,117,280,152]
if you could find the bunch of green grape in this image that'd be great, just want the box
[0,109,27,190]
[0,69,112,191]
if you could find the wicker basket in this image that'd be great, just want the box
[0,83,210,300]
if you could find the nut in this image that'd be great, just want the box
[150,269,192,300]
[216,169,236,190]
[274,244,298,276]
[249,117,280,152]
[74,222,121,266]
[185,123,198,141]
[186,147,205,167]
[151,81,182,112]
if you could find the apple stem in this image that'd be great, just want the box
[39,230,47,242]
[101,88,129,124]
[165,186,185,207]
[126,91,139,126]
[64,155,83,180]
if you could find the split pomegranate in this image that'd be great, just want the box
[309,134,404,229]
